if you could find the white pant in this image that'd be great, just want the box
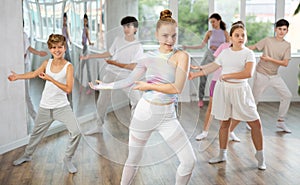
[252,72,292,120]
[120,98,196,185]
[212,81,260,121]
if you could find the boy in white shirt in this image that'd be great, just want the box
[81,16,144,135]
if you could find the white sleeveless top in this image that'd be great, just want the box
[40,59,71,109]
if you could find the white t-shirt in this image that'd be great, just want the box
[105,36,144,77]
[214,47,256,83]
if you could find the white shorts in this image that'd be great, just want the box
[212,81,260,121]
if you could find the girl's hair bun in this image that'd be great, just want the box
[160,9,172,20]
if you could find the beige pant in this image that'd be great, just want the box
[25,105,81,158]
[252,72,292,120]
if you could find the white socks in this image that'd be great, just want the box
[195,131,208,140]
[64,157,77,173]
[209,149,266,170]
[277,121,291,133]
[229,132,240,142]
[13,154,32,166]
[255,150,266,170]
[209,149,227,164]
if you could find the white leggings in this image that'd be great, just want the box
[121,98,196,185]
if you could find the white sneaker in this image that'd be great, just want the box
[255,152,266,170]
[13,154,32,166]
[208,154,227,164]
[246,124,251,131]
[229,132,241,142]
[84,125,103,135]
[277,122,291,133]
[195,131,208,141]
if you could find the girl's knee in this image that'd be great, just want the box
[248,120,262,129]
[177,157,196,176]
[220,121,231,129]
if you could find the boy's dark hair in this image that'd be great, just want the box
[121,16,138,28]
[275,19,289,28]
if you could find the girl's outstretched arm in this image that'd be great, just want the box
[89,62,146,90]
[189,62,220,80]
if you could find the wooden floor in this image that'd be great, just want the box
[1,101,300,185]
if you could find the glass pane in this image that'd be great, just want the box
[215,0,240,29]
[245,0,275,45]
[54,2,64,34]
[138,0,169,45]
[46,5,54,36]
[28,2,41,38]
[23,1,31,36]
[72,2,85,45]
[285,0,300,53]
[86,1,98,43]
[178,0,209,47]
[39,4,47,39]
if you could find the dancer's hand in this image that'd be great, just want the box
[190,65,202,70]
[260,55,271,62]
[133,81,149,91]
[89,80,102,90]
[80,55,89,60]
[105,59,115,65]
[8,71,17,81]
[39,72,53,81]
[188,72,196,80]
[39,51,48,57]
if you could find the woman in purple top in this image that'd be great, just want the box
[80,13,94,94]
[183,13,229,108]
[62,13,72,63]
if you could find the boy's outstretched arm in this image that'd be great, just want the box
[8,60,48,81]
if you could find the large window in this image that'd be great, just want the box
[215,0,240,29]
[245,0,275,45]
[178,0,209,46]
[138,0,169,45]
[24,0,104,47]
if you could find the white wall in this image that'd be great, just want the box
[0,0,28,154]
